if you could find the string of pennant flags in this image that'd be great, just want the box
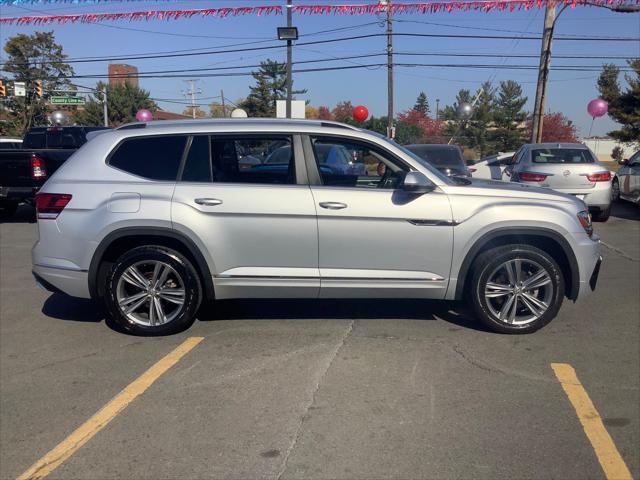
[1,0,638,26]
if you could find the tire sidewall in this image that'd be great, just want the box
[104,247,201,336]
[472,246,564,334]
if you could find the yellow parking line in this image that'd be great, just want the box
[551,363,632,480]
[17,336,204,480]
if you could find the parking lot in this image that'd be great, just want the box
[1,203,638,480]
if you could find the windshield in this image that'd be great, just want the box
[531,148,595,164]
[365,131,453,184]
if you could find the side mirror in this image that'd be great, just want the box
[619,158,628,165]
[401,171,435,194]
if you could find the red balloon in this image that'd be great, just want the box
[352,105,369,122]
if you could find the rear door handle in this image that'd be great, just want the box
[195,198,223,206]
[319,201,347,210]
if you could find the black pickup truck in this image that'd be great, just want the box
[0,126,107,217]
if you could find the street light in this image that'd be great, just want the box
[277,27,298,40]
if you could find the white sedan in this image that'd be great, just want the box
[469,152,515,181]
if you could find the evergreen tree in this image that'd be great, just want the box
[413,92,430,116]
[597,60,640,143]
[240,59,306,117]
[442,89,473,145]
[75,82,157,127]
[491,80,527,151]
[2,31,74,135]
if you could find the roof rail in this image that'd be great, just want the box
[116,123,147,130]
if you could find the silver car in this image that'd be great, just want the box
[613,150,640,204]
[32,119,601,336]
[505,143,612,221]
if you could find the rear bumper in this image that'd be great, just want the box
[572,233,602,301]
[32,264,91,298]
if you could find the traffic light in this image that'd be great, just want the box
[34,80,43,98]
[0,80,5,97]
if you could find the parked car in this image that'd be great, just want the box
[504,143,612,221]
[0,137,23,150]
[0,126,107,217]
[266,143,366,175]
[470,151,515,181]
[32,119,601,336]
[405,144,471,178]
[612,151,640,205]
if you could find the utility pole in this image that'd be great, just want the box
[286,0,293,119]
[436,98,440,120]
[102,86,108,127]
[531,4,556,143]
[182,79,202,119]
[220,89,227,118]
[384,0,394,138]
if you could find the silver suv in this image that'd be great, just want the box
[32,119,601,335]
[505,143,613,222]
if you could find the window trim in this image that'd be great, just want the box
[106,133,190,182]
[302,133,412,190]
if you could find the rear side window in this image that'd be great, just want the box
[531,148,595,164]
[109,135,188,180]
[181,136,211,182]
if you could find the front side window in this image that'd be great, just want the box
[531,148,595,164]
[109,135,188,181]
[211,136,294,184]
[311,136,407,189]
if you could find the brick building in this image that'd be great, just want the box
[108,64,138,88]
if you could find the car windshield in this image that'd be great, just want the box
[531,148,595,164]
[365,131,453,184]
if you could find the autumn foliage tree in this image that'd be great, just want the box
[317,106,334,120]
[525,112,578,143]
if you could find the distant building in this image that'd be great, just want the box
[581,137,638,162]
[154,110,191,121]
[108,64,138,88]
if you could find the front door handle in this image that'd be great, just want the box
[195,198,223,206]
[319,201,347,210]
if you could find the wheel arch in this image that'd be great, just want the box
[454,227,579,301]
[88,227,215,301]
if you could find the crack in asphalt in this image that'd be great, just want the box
[276,319,355,480]
[600,241,639,262]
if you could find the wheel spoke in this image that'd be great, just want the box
[125,266,149,290]
[122,270,148,291]
[150,262,163,286]
[124,296,148,315]
[153,297,167,324]
[514,259,523,283]
[499,293,516,322]
[520,293,542,318]
[149,297,156,326]
[158,288,185,305]
[504,261,517,286]
[119,291,148,307]
[521,291,549,313]
[154,265,171,289]
[523,270,551,290]
[485,282,513,298]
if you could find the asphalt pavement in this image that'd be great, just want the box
[1,202,638,480]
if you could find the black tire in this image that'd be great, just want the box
[611,178,620,202]
[469,244,564,334]
[592,205,611,222]
[103,246,202,336]
[0,201,18,219]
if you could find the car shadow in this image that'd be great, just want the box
[40,294,490,333]
[611,201,640,221]
[0,204,36,224]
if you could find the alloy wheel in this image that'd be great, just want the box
[116,260,186,326]
[484,258,553,326]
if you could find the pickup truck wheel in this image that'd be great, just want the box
[0,201,18,219]
[591,206,611,222]
[469,245,564,334]
[104,246,202,336]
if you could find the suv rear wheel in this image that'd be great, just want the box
[469,244,564,334]
[104,246,202,335]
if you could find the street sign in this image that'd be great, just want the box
[13,82,26,97]
[51,96,85,105]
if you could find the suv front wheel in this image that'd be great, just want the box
[469,244,564,334]
[104,246,202,335]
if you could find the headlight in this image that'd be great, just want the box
[577,210,593,237]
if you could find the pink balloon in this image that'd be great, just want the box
[587,98,608,118]
[135,109,153,122]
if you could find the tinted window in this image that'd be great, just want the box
[181,136,211,182]
[211,137,294,184]
[311,136,406,189]
[109,135,187,180]
[24,132,45,149]
[531,148,595,164]
[407,145,464,169]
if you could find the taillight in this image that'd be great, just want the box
[577,210,593,237]
[31,155,47,180]
[519,172,548,182]
[586,171,611,182]
[35,193,72,219]
[468,167,477,173]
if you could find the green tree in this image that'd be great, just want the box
[240,59,306,117]
[490,80,527,151]
[1,31,74,135]
[209,102,228,118]
[183,106,207,118]
[597,60,640,144]
[75,82,157,127]
[413,92,430,116]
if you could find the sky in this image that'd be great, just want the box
[1,0,639,137]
